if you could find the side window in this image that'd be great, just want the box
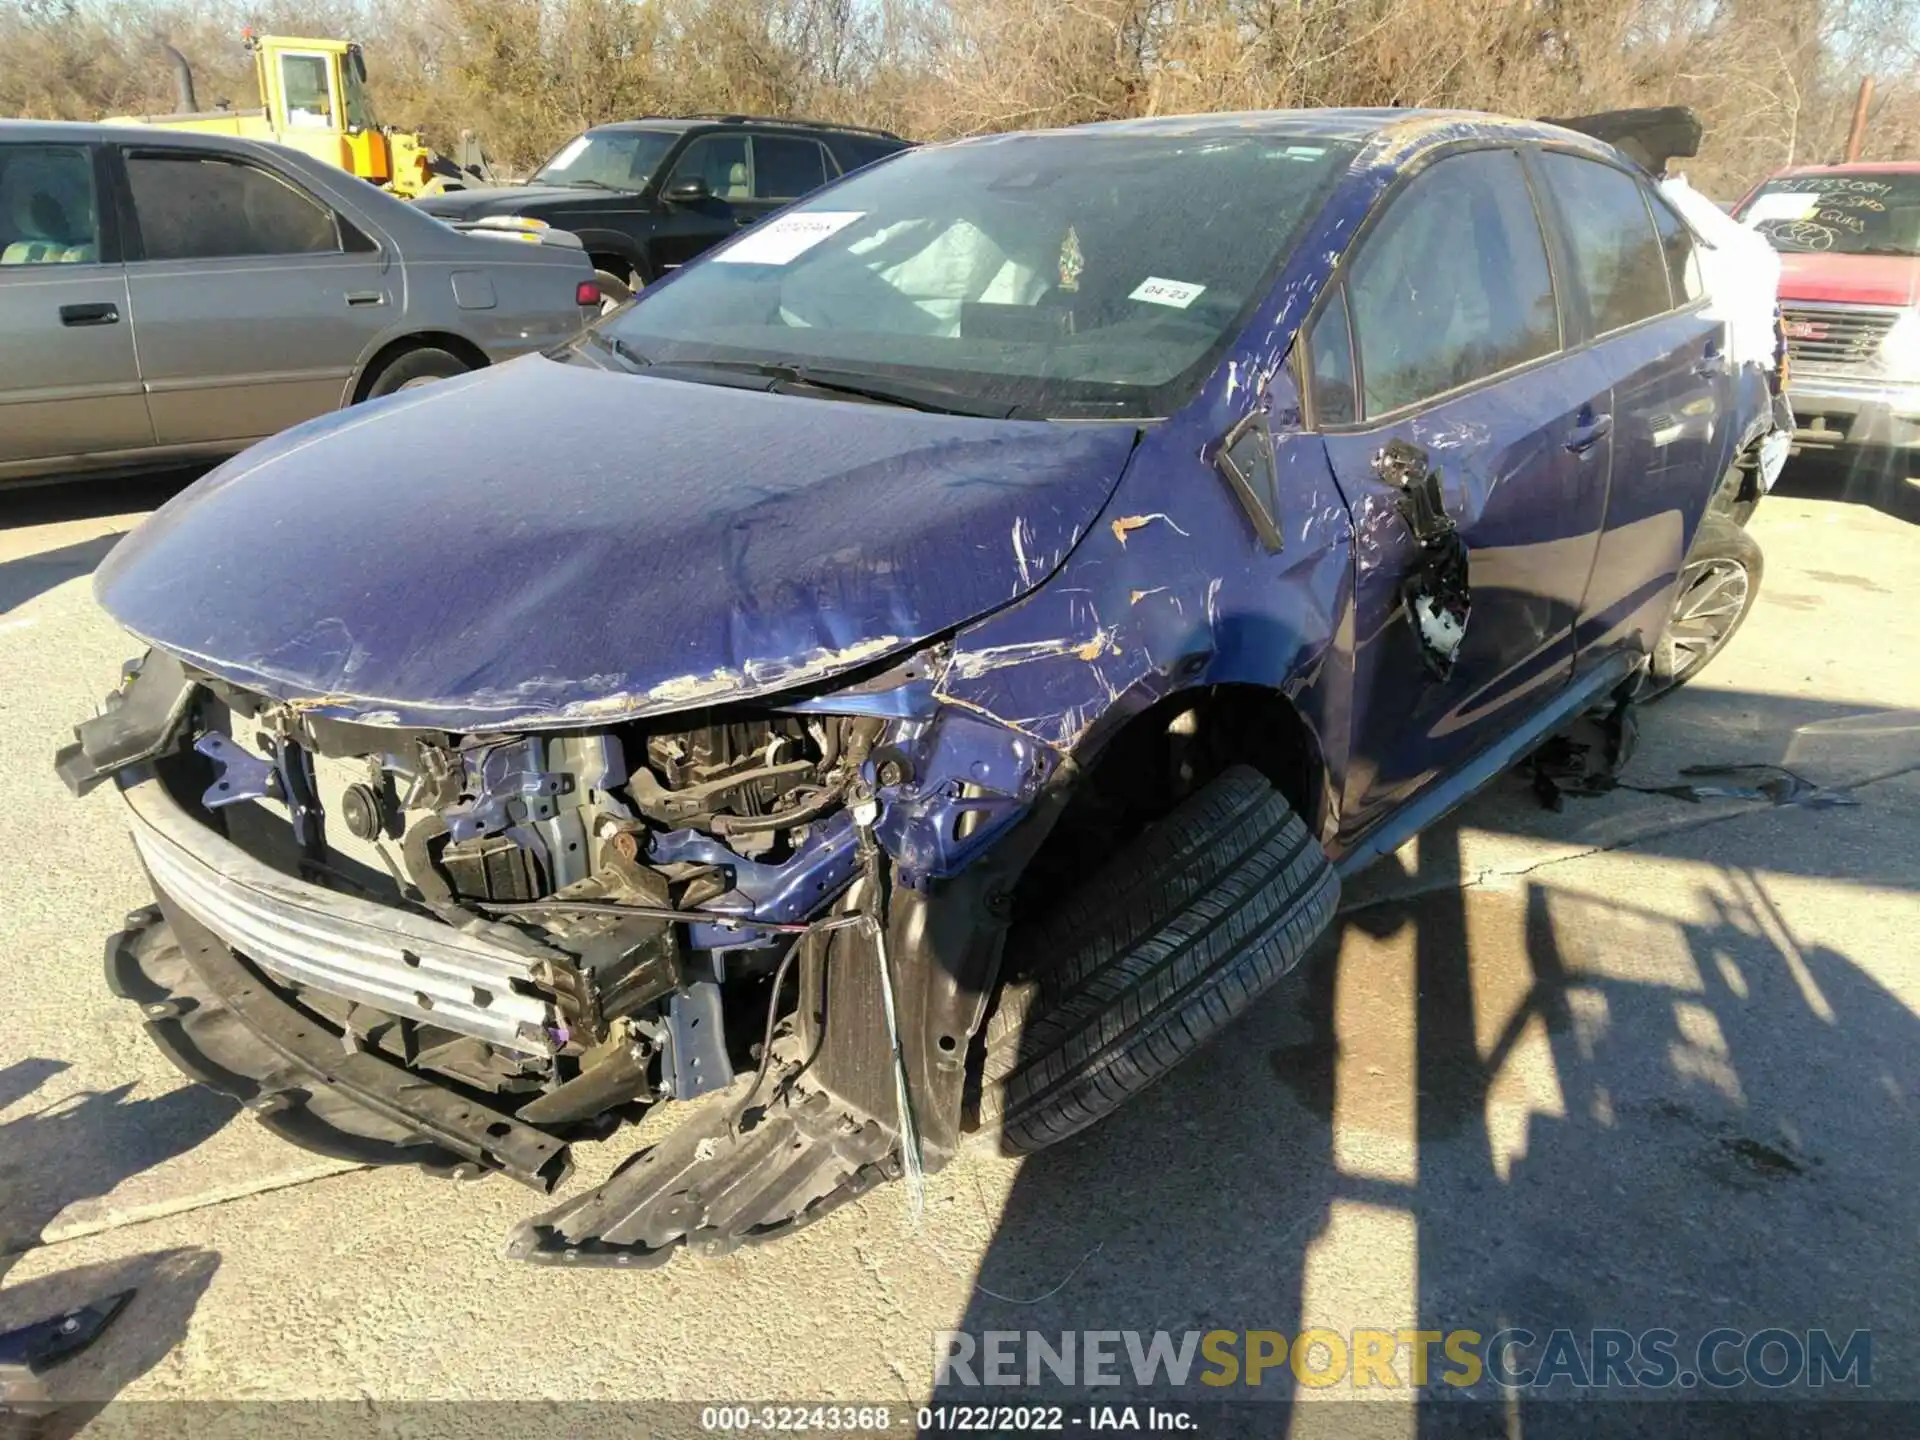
[126,153,341,261]
[341,52,376,131]
[1536,152,1672,333]
[670,136,751,199]
[752,137,830,201]
[0,144,100,266]
[1307,284,1357,425]
[1646,190,1704,305]
[1347,149,1559,417]
[280,53,337,130]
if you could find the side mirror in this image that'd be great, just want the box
[1213,410,1285,552]
[664,177,711,204]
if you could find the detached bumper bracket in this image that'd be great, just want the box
[154,896,572,1193]
[53,649,195,797]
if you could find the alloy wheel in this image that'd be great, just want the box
[1648,556,1751,696]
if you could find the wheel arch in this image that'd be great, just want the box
[565,228,650,285]
[1017,681,1335,909]
[350,331,491,404]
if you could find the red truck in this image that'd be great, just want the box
[1736,161,1920,510]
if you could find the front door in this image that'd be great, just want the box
[116,146,395,446]
[0,142,150,473]
[650,134,761,273]
[649,133,837,273]
[1305,147,1612,842]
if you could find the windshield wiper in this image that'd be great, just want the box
[583,330,650,372]
[659,360,1024,419]
[540,177,628,193]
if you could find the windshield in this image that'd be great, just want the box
[601,131,1355,418]
[531,129,677,191]
[1739,171,1920,256]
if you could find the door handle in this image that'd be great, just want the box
[345,290,388,307]
[1565,413,1613,454]
[59,302,119,327]
[734,216,757,228]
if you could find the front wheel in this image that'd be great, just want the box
[972,765,1338,1155]
[1639,513,1764,701]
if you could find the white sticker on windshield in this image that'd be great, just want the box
[714,211,867,265]
[1743,192,1819,225]
[1130,276,1207,309]
[545,136,591,172]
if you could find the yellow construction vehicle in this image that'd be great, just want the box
[107,32,490,198]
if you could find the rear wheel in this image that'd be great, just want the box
[365,346,470,399]
[1639,513,1763,701]
[973,765,1337,1155]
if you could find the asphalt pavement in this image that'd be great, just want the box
[0,463,1914,1432]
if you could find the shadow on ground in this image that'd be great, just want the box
[0,473,202,535]
[938,685,1918,1436]
[0,470,203,614]
[0,1063,227,1422]
[1770,450,1920,525]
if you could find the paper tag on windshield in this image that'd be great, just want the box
[1744,193,1819,225]
[545,136,590,172]
[715,211,866,265]
[1130,276,1206,309]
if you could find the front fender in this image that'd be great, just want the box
[931,385,1355,801]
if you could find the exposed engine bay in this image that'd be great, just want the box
[197,688,910,1112]
[58,645,1083,1264]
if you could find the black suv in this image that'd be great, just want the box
[414,115,910,304]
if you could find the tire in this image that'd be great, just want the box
[1639,512,1764,702]
[364,346,470,399]
[974,765,1338,1155]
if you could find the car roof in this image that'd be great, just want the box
[944,107,1619,164]
[589,116,905,142]
[0,117,281,151]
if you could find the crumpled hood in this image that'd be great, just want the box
[1778,252,1920,308]
[95,354,1138,730]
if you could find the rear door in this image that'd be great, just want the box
[116,145,396,446]
[1528,149,1733,664]
[0,140,150,472]
[1307,146,1614,841]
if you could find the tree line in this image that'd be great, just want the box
[4,0,1916,198]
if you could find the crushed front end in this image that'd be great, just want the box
[59,643,1060,1265]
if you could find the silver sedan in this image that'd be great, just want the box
[0,120,600,485]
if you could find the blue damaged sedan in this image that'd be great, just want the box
[56,109,1766,1266]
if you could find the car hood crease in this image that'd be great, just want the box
[94,356,1140,730]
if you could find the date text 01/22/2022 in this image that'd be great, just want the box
[698,1406,1198,1432]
